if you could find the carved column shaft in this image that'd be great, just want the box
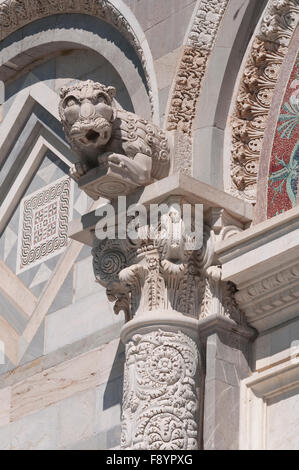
[89,200,252,450]
[120,327,200,450]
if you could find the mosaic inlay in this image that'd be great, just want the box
[16,176,73,273]
[267,53,299,218]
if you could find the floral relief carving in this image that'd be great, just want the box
[121,329,200,450]
[230,0,299,202]
[166,0,229,139]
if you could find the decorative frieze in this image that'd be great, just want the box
[121,329,200,450]
[235,261,299,321]
[230,0,299,202]
[16,175,73,273]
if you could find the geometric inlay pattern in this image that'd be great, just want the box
[16,176,73,273]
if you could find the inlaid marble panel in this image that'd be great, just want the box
[16,176,73,274]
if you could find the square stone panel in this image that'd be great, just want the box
[16,176,73,274]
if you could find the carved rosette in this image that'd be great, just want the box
[121,329,200,450]
[230,0,299,201]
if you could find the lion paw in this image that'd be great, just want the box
[108,154,126,169]
[69,163,88,180]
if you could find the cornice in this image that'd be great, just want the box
[216,205,299,331]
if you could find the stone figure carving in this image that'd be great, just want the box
[59,80,170,199]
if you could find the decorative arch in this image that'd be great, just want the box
[164,0,229,175]
[0,0,160,122]
[0,16,150,120]
[255,26,299,222]
[165,0,229,136]
[227,0,299,203]
[191,0,267,188]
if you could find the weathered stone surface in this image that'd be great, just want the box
[59,80,170,199]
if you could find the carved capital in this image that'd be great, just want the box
[91,200,245,326]
[199,266,245,324]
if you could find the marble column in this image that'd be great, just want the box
[61,80,255,450]
[120,317,200,450]
[92,197,207,450]
[197,265,255,449]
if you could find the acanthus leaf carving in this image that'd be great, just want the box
[92,201,245,325]
[0,0,156,116]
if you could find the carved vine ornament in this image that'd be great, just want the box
[166,0,229,137]
[121,329,199,450]
[230,0,299,202]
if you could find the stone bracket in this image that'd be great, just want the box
[68,173,253,246]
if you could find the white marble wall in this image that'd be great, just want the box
[267,387,299,450]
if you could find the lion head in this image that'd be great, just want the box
[59,80,116,159]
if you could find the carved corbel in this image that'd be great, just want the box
[59,80,171,200]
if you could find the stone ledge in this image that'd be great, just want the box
[216,206,299,331]
[68,173,253,246]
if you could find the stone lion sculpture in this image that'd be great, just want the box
[59,80,170,189]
